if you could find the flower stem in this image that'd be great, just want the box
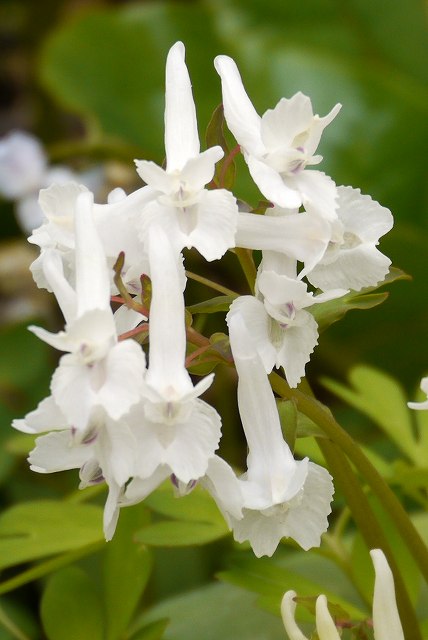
[185,270,238,296]
[0,604,31,640]
[319,437,421,638]
[233,248,257,293]
[269,372,428,584]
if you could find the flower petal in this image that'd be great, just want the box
[28,430,89,473]
[281,591,309,640]
[308,244,391,291]
[291,170,338,221]
[202,456,243,523]
[227,296,276,374]
[276,311,319,388]
[246,154,302,209]
[12,395,68,434]
[134,160,173,194]
[260,94,314,151]
[146,224,191,396]
[74,191,111,315]
[236,211,330,269]
[214,55,264,156]
[180,146,224,192]
[315,595,341,640]
[337,186,393,242]
[165,41,200,171]
[185,189,238,261]
[370,549,404,640]
[279,462,333,550]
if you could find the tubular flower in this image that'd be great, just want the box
[26,191,146,431]
[225,312,333,557]
[124,224,222,493]
[136,42,238,261]
[214,55,340,219]
[281,549,404,640]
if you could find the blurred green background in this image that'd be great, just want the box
[0,1,427,638]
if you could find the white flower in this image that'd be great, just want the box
[281,549,404,640]
[306,186,393,291]
[29,191,146,430]
[25,408,137,541]
[228,270,346,387]
[370,549,405,640]
[126,224,222,486]
[226,313,333,556]
[408,376,428,410]
[235,207,331,273]
[214,55,340,219]
[29,181,154,296]
[0,131,47,199]
[0,131,98,233]
[135,42,238,261]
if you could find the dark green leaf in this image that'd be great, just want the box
[41,567,104,640]
[0,501,103,570]
[104,505,153,640]
[135,520,228,547]
[130,618,169,640]
[322,365,418,462]
[39,5,225,157]
[144,483,225,525]
[133,582,286,640]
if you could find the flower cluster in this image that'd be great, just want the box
[13,42,393,556]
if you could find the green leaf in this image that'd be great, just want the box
[134,582,286,640]
[134,481,230,546]
[311,264,409,335]
[310,292,388,333]
[294,595,351,621]
[41,567,104,640]
[187,332,232,375]
[144,483,225,525]
[187,295,236,315]
[135,520,228,547]
[218,554,367,620]
[130,619,169,640]
[410,382,428,458]
[104,505,153,640]
[39,5,225,156]
[0,501,103,570]
[322,365,418,462]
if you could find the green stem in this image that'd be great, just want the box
[319,438,421,638]
[0,604,31,640]
[185,270,238,297]
[269,372,428,584]
[233,248,257,293]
